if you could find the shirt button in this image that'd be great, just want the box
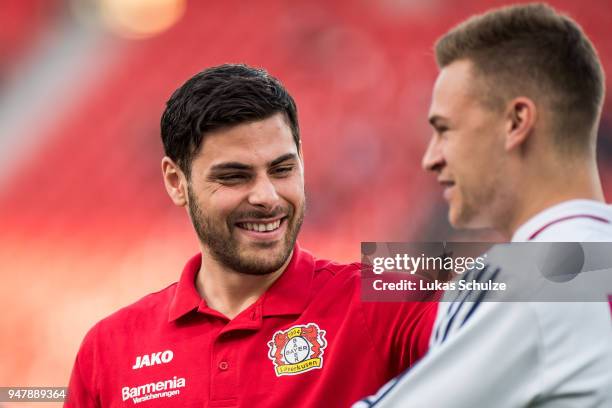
[218,361,229,371]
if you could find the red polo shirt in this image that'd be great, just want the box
[66,244,436,407]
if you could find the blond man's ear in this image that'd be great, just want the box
[504,97,537,152]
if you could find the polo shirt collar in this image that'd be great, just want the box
[168,243,314,322]
[168,253,202,322]
[261,243,314,317]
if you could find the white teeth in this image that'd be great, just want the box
[240,219,281,232]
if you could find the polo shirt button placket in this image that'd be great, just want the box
[211,334,239,406]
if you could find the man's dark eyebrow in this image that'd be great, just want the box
[209,162,253,173]
[208,153,297,174]
[269,153,297,167]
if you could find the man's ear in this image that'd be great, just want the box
[504,97,537,151]
[161,157,188,207]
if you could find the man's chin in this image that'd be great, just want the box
[448,204,471,229]
[449,207,491,230]
[448,205,462,228]
[235,257,289,276]
[236,245,293,275]
[234,236,286,255]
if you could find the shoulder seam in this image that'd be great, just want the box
[104,282,178,320]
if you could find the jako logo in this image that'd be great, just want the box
[132,350,174,370]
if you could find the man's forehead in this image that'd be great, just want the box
[429,60,480,118]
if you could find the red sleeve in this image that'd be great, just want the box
[64,325,100,408]
[360,298,437,375]
[357,266,439,376]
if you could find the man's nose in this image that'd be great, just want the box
[247,175,280,210]
[422,137,445,173]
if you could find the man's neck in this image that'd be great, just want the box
[501,161,604,240]
[194,250,291,320]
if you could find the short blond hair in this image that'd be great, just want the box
[435,3,605,151]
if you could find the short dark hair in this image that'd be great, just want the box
[435,3,605,152]
[161,64,300,176]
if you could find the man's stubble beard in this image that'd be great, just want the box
[187,186,305,275]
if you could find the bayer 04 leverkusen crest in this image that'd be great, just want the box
[267,323,327,377]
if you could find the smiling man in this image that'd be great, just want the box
[165,112,305,320]
[65,64,437,407]
[356,3,612,407]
